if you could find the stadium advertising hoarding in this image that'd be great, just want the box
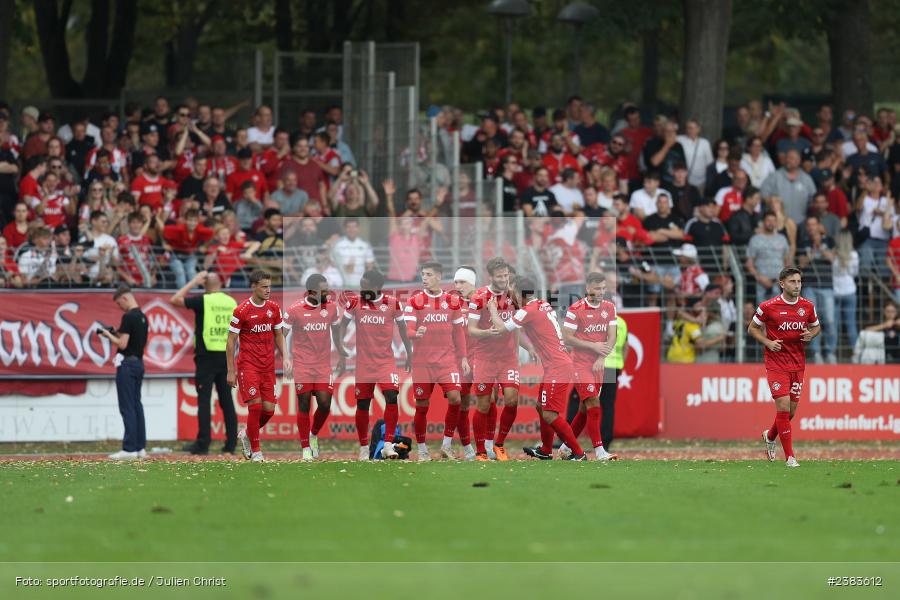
[661,364,900,440]
[176,308,661,441]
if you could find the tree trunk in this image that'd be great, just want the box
[641,28,659,108]
[0,0,13,99]
[164,2,216,90]
[82,0,110,96]
[34,0,82,98]
[680,0,732,141]
[827,0,872,117]
[102,0,137,97]
[275,0,293,51]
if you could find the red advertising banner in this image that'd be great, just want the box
[660,364,900,440]
[176,308,661,441]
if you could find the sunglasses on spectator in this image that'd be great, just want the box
[178,112,190,117]
[611,139,624,146]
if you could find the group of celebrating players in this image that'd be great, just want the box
[223,257,619,463]
[223,260,820,468]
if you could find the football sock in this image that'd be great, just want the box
[443,403,460,440]
[457,407,471,446]
[487,402,498,441]
[767,419,778,442]
[570,410,587,437]
[311,405,330,436]
[550,415,583,455]
[776,411,794,458]
[297,409,311,449]
[247,404,262,453]
[383,403,399,443]
[414,404,429,444]
[355,406,370,446]
[495,404,518,445]
[586,407,602,449]
[539,414,554,454]
[259,410,274,428]
[473,410,487,454]
[418,442,428,455]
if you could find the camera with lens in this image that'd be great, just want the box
[95,324,116,338]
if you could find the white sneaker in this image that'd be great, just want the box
[358,446,370,461]
[826,353,837,364]
[785,456,800,468]
[238,428,252,460]
[301,447,313,462]
[137,449,148,459]
[462,444,476,461]
[251,451,265,462]
[418,450,432,462]
[440,444,455,460]
[594,447,618,461]
[813,353,824,365]
[309,434,320,459]
[486,448,497,460]
[762,429,776,462]
[108,450,138,461]
[381,441,399,459]
[557,443,572,459]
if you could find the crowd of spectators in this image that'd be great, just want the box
[1,93,899,362]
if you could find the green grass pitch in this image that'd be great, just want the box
[2,459,898,599]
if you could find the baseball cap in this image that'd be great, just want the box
[786,117,803,127]
[53,225,69,235]
[140,123,158,135]
[211,134,225,144]
[21,106,39,121]
[552,108,566,121]
[818,168,834,180]
[700,197,717,206]
[237,147,253,159]
[38,111,54,123]
[672,243,699,259]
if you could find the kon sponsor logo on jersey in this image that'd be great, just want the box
[302,322,328,332]
[423,313,449,323]
[359,314,386,325]
[583,323,608,334]
[250,323,273,334]
[777,321,807,331]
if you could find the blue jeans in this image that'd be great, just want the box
[169,253,198,289]
[807,287,836,356]
[835,293,858,351]
[859,238,889,278]
[116,357,146,452]
[755,282,781,307]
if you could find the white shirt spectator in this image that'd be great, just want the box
[247,126,275,146]
[841,139,878,158]
[332,236,375,286]
[629,187,671,218]
[57,122,102,147]
[80,232,119,279]
[597,191,615,210]
[301,265,344,290]
[549,183,584,214]
[740,152,776,187]
[677,134,714,188]
[17,247,57,280]
[860,195,891,240]
[832,250,859,296]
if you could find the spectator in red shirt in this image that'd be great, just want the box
[258,128,291,191]
[620,105,654,165]
[820,168,849,229]
[539,108,580,155]
[202,224,260,287]
[131,154,175,211]
[117,211,156,287]
[34,171,74,230]
[609,193,654,246]
[22,111,55,161]
[542,133,582,183]
[312,131,341,180]
[513,149,542,195]
[280,137,327,210]
[162,208,213,289]
[3,202,31,249]
[18,158,46,208]
[0,235,23,288]
[498,127,528,165]
[206,135,238,183]
[225,147,267,202]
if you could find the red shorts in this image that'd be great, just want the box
[294,362,334,394]
[412,363,462,400]
[355,364,400,398]
[237,368,277,404]
[574,366,602,400]
[472,360,519,395]
[539,378,574,413]
[767,369,804,402]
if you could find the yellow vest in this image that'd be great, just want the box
[605,315,627,369]
[201,292,237,352]
[666,319,700,363]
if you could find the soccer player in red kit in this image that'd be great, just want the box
[404,261,470,461]
[282,274,347,461]
[467,257,521,461]
[559,272,619,461]
[226,270,290,462]
[748,267,820,467]
[487,275,586,460]
[444,265,479,460]
[341,269,413,460]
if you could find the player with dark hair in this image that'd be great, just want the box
[467,257,521,461]
[282,273,347,461]
[404,261,469,461]
[487,275,586,460]
[444,265,479,460]
[341,269,413,460]
[226,270,289,462]
[748,266,820,467]
[558,272,619,461]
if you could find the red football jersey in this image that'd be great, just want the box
[229,298,284,372]
[117,234,154,285]
[226,168,267,200]
[131,174,175,210]
[343,293,404,369]
[284,297,340,366]
[563,298,617,367]
[457,293,476,363]
[753,294,819,372]
[38,191,70,229]
[404,289,467,366]
[207,156,238,181]
[468,286,518,363]
[509,299,573,373]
